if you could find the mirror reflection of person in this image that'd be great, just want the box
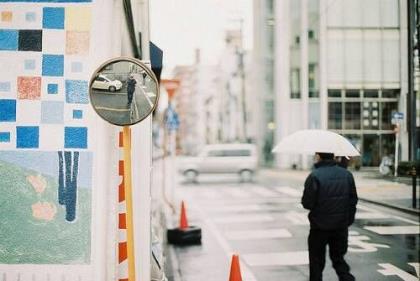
[127,74,137,107]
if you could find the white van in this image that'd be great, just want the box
[178,143,258,182]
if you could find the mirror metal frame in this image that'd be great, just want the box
[89,57,160,126]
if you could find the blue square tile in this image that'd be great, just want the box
[65,127,87,148]
[47,83,58,94]
[73,109,83,119]
[24,59,36,70]
[0,30,18,50]
[25,12,36,22]
[0,99,16,122]
[16,126,39,148]
[42,7,64,29]
[65,80,88,104]
[0,82,11,92]
[41,101,64,124]
[0,132,10,142]
[42,54,64,76]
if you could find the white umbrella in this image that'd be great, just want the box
[272,129,360,157]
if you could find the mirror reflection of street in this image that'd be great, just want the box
[90,59,159,126]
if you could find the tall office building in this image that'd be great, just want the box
[255,0,418,168]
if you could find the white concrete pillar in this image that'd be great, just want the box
[275,0,291,168]
[319,0,328,130]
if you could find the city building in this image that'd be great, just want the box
[254,0,419,168]
[253,0,276,166]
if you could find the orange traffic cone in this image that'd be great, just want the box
[229,254,243,281]
[179,201,189,230]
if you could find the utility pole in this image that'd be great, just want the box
[407,0,418,209]
[238,18,248,142]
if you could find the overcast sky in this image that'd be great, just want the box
[150,0,253,76]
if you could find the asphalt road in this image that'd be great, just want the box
[171,173,420,281]
[90,82,156,125]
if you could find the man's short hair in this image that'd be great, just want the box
[316,152,335,160]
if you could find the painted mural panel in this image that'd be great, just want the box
[0,0,94,269]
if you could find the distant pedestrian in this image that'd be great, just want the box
[302,152,358,281]
[336,156,350,169]
[127,74,137,107]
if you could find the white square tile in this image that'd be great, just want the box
[64,56,87,79]
[16,100,41,124]
[20,53,42,76]
[39,124,64,150]
[42,29,66,54]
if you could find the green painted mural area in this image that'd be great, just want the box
[0,160,91,264]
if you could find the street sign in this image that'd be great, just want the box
[391,112,404,125]
[165,105,180,131]
[392,112,404,120]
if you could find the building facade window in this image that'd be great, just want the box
[309,63,319,98]
[345,102,361,129]
[290,68,301,99]
[328,102,342,129]
[328,88,399,166]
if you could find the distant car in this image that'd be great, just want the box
[178,143,258,182]
[92,74,122,92]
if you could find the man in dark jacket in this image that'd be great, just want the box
[126,74,137,107]
[302,152,358,281]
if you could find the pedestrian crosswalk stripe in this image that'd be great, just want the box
[284,211,309,225]
[212,214,274,224]
[244,251,309,266]
[364,226,420,235]
[249,187,279,197]
[274,186,302,197]
[356,212,389,219]
[224,228,293,240]
[224,188,253,198]
[206,204,264,212]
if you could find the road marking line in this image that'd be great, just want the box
[213,214,274,224]
[95,106,130,112]
[243,251,309,266]
[206,204,264,212]
[364,226,420,235]
[378,263,420,281]
[224,188,253,198]
[356,212,389,219]
[190,203,258,281]
[249,187,279,197]
[284,211,309,225]
[274,186,302,197]
[391,215,420,226]
[138,87,153,108]
[224,229,293,240]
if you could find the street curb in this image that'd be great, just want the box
[163,207,182,281]
[167,245,182,281]
[359,197,420,216]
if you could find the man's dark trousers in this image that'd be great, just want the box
[308,228,355,281]
[127,90,134,105]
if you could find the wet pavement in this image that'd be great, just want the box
[168,174,420,281]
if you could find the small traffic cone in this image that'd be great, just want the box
[167,200,201,245]
[229,254,243,281]
[179,201,189,229]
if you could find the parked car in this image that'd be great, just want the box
[92,74,123,92]
[178,143,258,182]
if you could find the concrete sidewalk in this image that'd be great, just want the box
[259,168,420,215]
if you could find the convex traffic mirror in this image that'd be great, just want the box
[89,57,159,126]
